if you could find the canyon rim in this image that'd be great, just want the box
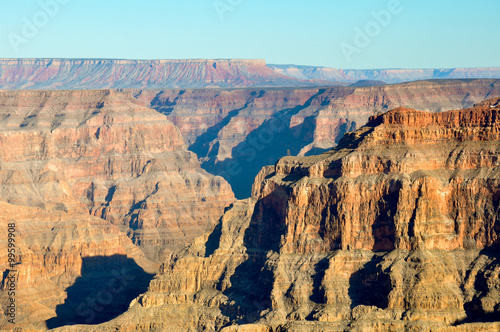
[1,2,500,330]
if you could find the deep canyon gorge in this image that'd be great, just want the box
[0,59,498,331]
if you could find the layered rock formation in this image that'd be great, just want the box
[0,59,312,89]
[270,64,500,84]
[138,79,500,198]
[0,202,155,330]
[0,89,234,261]
[0,90,234,328]
[70,98,500,331]
[2,58,500,90]
[2,58,499,199]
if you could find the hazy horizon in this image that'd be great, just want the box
[1,0,498,70]
[2,57,500,72]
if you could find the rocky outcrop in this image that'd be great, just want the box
[270,64,500,84]
[0,89,234,262]
[0,90,235,328]
[0,202,156,330]
[139,79,500,198]
[75,98,500,331]
[0,59,311,89]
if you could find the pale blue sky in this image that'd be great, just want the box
[0,0,498,69]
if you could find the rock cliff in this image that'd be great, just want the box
[2,58,499,89]
[0,89,234,262]
[0,90,234,328]
[139,79,500,198]
[0,59,311,89]
[0,202,155,330]
[70,98,500,331]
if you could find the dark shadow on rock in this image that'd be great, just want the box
[127,182,159,232]
[316,184,342,251]
[456,249,500,325]
[310,257,329,304]
[243,185,289,252]
[336,127,375,150]
[456,312,500,325]
[305,256,330,321]
[189,90,265,160]
[219,251,273,324]
[304,147,333,156]
[205,222,223,257]
[204,89,327,199]
[371,181,400,251]
[348,254,391,309]
[46,255,154,329]
[205,204,235,257]
[149,90,186,116]
[220,189,289,325]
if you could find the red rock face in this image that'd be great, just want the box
[0,90,235,262]
[0,202,155,329]
[87,99,500,332]
[139,79,500,198]
[0,59,309,89]
[0,89,235,328]
[270,98,500,253]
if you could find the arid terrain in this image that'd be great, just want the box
[0,89,234,329]
[1,59,499,89]
[270,64,500,84]
[48,98,500,332]
[135,79,500,198]
[0,59,312,89]
[0,59,498,331]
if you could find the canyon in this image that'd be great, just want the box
[136,79,500,198]
[0,90,234,329]
[0,89,234,261]
[64,98,500,331]
[0,61,499,330]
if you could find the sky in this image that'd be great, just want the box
[0,0,498,69]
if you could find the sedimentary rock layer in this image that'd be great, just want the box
[0,89,234,262]
[71,98,500,331]
[2,58,499,89]
[138,79,500,198]
[0,59,311,89]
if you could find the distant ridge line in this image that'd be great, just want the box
[0,58,267,65]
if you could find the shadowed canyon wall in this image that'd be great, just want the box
[136,79,500,198]
[0,90,234,329]
[60,98,500,332]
